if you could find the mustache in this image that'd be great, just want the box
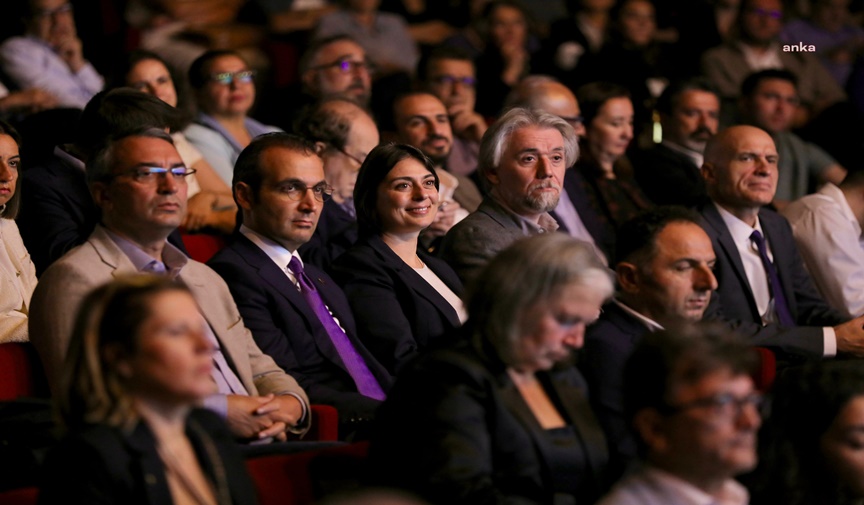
[423,134,449,143]
[691,127,714,139]
[529,180,561,191]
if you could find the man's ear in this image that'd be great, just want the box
[485,168,500,186]
[313,141,327,156]
[90,181,109,209]
[701,161,715,184]
[633,408,669,455]
[616,261,641,295]
[234,182,254,211]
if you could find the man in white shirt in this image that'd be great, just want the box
[783,171,864,318]
[598,326,760,505]
[698,125,864,359]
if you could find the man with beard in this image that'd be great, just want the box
[300,35,372,108]
[633,79,720,207]
[739,69,846,207]
[439,107,575,283]
[392,92,483,245]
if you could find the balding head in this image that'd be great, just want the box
[506,77,585,138]
[702,126,778,223]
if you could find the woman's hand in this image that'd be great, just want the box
[182,192,217,232]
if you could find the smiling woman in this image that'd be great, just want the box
[331,143,466,375]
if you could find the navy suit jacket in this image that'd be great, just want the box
[551,167,616,261]
[632,143,708,208]
[581,302,650,472]
[298,199,358,272]
[331,235,464,375]
[208,234,393,423]
[700,203,847,357]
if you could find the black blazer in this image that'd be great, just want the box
[38,409,256,505]
[331,235,464,375]
[699,203,847,358]
[551,167,616,261]
[632,143,708,208]
[298,199,358,273]
[581,302,651,473]
[208,234,393,423]
[370,335,610,505]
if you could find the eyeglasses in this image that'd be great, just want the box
[662,392,764,418]
[35,3,73,19]
[208,70,256,85]
[430,75,477,88]
[747,7,782,19]
[281,182,334,202]
[332,144,365,165]
[310,58,373,74]
[560,115,584,127]
[112,166,197,184]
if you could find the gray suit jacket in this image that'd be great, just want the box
[29,226,310,423]
[439,196,557,284]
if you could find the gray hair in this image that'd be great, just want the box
[478,107,578,184]
[466,233,613,364]
[86,128,174,184]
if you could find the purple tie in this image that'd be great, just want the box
[750,230,795,327]
[288,257,386,400]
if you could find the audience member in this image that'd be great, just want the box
[39,275,256,504]
[0,0,103,109]
[294,98,380,270]
[574,82,653,233]
[16,89,189,276]
[783,169,864,318]
[418,46,486,177]
[209,133,392,438]
[701,0,845,125]
[598,325,760,505]
[749,361,864,505]
[583,207,718,473]
[29,129,310,441]
[633,78,720,207]
[331,143,466,374]
[315,0,419,76]
[439,107,575,284]
[300,35,373,110]
[699,125,864,359]
[543,0,615,92]
[505,75,613,262]
[184,50,281,186]
[739,69,846,206]
[117,51,237,234]
[0,121,37,344]
[371,233,613,504]
[0,81,57,118]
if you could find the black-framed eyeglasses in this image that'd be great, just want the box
[281,182,334,202]
[310,58,373,75]
[112,166,197,184]
[208,70,256,85]
[430,75,477,88]
[331,144,365,166]
[661,392,764,418]
[36,3,73,19]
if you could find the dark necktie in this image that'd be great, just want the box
[288,256,386,400]
[749,230,795,327]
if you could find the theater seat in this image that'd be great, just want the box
[0,343,48,401]
[306,405,338,441]
[752,347,776,392]
[180,232,227,263]
[0,486,38,505]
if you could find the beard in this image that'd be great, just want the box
[521,182,561,213]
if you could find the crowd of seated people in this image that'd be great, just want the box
[3,0,864,503]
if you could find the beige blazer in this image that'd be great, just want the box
[0,219,37,343]
[29,226,310,427]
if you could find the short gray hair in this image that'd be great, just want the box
[86,128,174,184]
[466,233,613,365]
[478,107,578,184]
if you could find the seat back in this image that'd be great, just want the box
[0,343,48,401]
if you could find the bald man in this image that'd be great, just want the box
[505,75,612,262]
[698,125,864,360]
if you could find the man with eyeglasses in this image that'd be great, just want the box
[293,97,380,270]
[0,0,103,109]
[300,35,373,109]
[209,133,392,440]
[598,325,760,505]
[420,46,488,178]
[701,0,844,126]
[30,129,312,442]
[739,69,846,206]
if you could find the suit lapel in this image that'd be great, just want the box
[701,205,761,319]
[759,211,799,317]
[548,372,609,478]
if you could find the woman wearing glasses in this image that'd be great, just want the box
[184,50,281,186]
[331,143,466,375]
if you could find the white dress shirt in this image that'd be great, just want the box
[598,466,749,505]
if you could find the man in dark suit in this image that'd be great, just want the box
[209,133,393,438]
[583,206,718,472]
[699,125,864,359]
[633,78,719,207]
[293,97,379,271]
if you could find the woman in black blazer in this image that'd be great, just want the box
[331,143,466,375]
[369,234,614,504]
[39,276,255,505]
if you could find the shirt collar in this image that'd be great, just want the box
[642,466,750,505]
[661,140,704,168]
[613,299,665,332]
[714,202,764,247]
[103,226,187,276]
[240,225,302,272]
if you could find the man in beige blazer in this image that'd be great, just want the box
[29,128,310,441]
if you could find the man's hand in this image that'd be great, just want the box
[225,394,303,441]
[0,88,58,114]
[183,192,216,232]
[52,36,85,73]
[448,104,487,143]
[834,314,864,357]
